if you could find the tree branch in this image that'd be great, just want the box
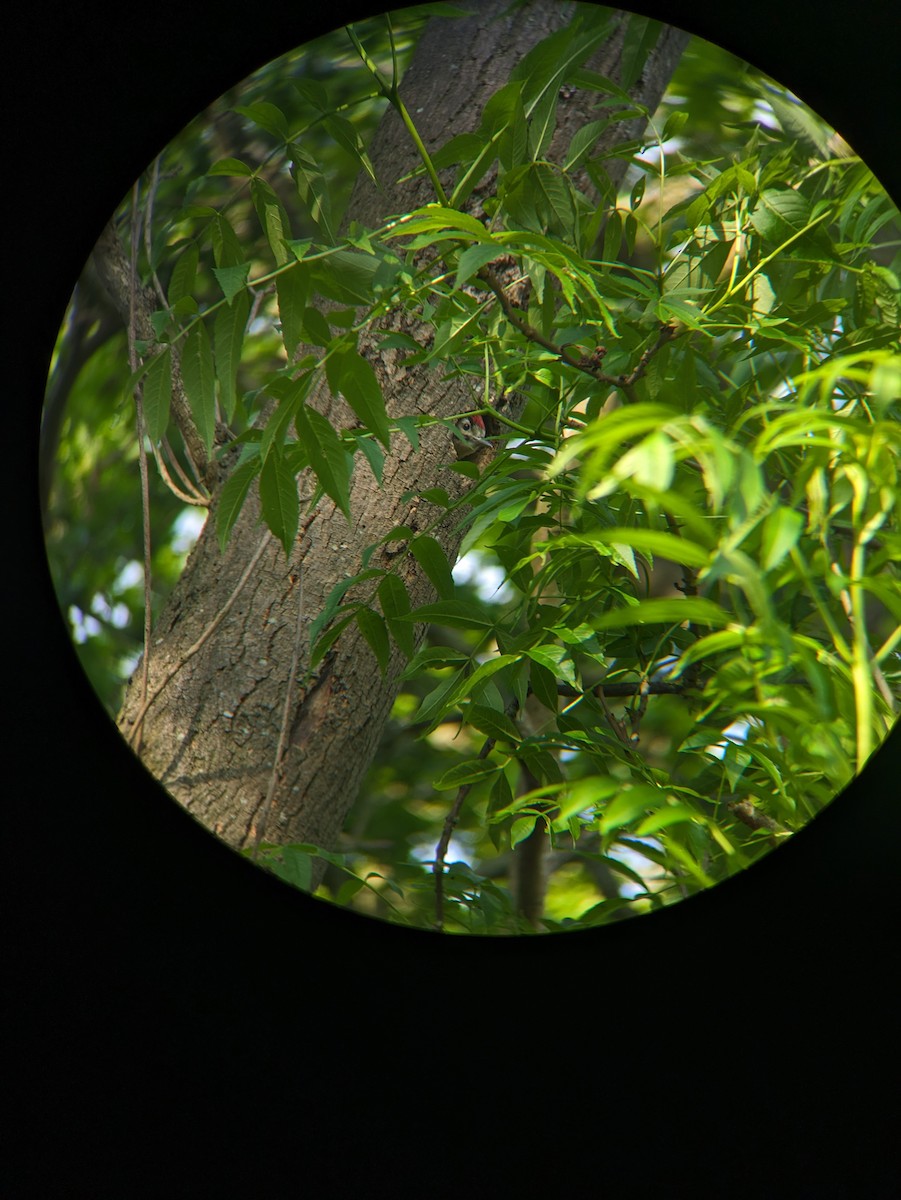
[478,263,679,392]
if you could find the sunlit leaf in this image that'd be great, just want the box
[761,505,804,571]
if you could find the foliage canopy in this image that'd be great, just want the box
[44,5,900,933]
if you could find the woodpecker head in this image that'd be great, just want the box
[454,413,491,458]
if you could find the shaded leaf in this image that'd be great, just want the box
[464,703,522,743]
[259,448,299,555]
[216,458,260,552]
[356,607,391,673]
[180,322,217,456]
[378,574,414,658]
[213,290,249,422]
[294,403,352,521]
[410,535,455,599]
[328,347,391,448]
[212,263,250,305]
[434,758,498,791]
[141,348,172,443]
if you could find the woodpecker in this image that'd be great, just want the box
[454,413,491,458]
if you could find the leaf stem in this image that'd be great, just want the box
[347,22,448,206]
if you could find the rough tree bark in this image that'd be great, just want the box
[94,2,689,887]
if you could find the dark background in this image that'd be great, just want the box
[10,1,900,1194]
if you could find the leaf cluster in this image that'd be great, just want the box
[45,7,901,932]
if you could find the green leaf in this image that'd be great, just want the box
[378,574,414,658]
[464,703,521,743]
[260,377,305,461]
[430,304,491,360]
[761,504,804,571]
[259,448,299,555]
[502,162,576,236]
[602,209,623,262]
[457,655,520,699]
[767,93,831,157]
[564,118,612,171]
[271,845,313,891]
[211,213,244,267]
[302,306,333,347]
[598,784,662,834]
[670,629,745,673]
[527,659,558,712]
[591,596,732,631]
[589,527,710,569]
[216,458,259,551]
[662,110,689,142]
[310,570,384,648]
[294,403,352,521]
[433,759,498,791]
[323,112,379,185]
[311,248,380,305]
[553,776,621,824]
[168,244,199,306]
[276,264,309,359]
[394,416,421,452]
[750,187,811,245]
[445,84,525,206]
[413,671,468,730]
[310,610,358,669]
[619,14,662,90]
[635,804,696,836]
[456,244,504,287]
[213,290,249,422]
[428,131,484,171]
[180,322,217,456]
[141,348,172,443]
[395,205,493,242]
[293,78,329,113]
[399,600,495,630]
[234,100,289,140]
[290,144,336,240]
[208,157,254,177]
[410,535,455,599]
[512,16,614,158]
[356,607,391,673]
[355,432,384,484]
[525,644,577,686]
[252,178,291,265]
[211,263,250,305]
[328,348,391,451]
[511,817,538,848]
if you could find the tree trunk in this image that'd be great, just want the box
[99,2,688,887]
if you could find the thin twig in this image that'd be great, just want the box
[152,439,210,507]
[596,686,634,747]
[477,264,678,391]
[253,569,306,859]
[143,157,170,310]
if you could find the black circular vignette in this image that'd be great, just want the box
[10,1,900,1195]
